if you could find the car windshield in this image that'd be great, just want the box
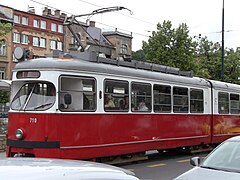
[201,141,240,173]
[11,82,56,111]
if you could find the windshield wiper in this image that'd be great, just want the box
[201,165,239,173]
[34,103,53,110]
[201,165,221,170]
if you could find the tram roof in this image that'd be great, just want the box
[210,79,240,92]
[14,56,211,88]
[12,51,240,92]
[14,58,240,92]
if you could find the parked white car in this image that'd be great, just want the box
[175,135,240,180]
[0,157,139,180]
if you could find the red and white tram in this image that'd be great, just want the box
[6,52,240,161]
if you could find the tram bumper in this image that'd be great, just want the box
[6,139,60,158]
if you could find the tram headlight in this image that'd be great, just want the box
[16,129,24,140]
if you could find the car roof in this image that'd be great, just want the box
[0,158,138,180]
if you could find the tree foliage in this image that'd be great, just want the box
[142,20,197,72]
[0,90,10,103]
[0,22,12,38]
[138,20,240,84]
[132,49,146,61]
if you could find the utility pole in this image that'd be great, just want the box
[221,0,224,81]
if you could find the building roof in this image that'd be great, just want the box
[14,8,65,22]
[103,30,132,39]
[0,5,13,22]
[87,26,112,47]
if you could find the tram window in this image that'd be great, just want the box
[153,84,171,113]
[11,83,34,110]
[230,93,240,114]
[59,76,96,111]
[17,71,40,79]
[11,82,56,111]
[131,82,151,112]
[173,87,188,113]
[190,89,204,113]
[104,79,129,112]
[218,92,229,114]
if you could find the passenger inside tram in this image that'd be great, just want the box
[119,99,125,110]
[138,99,149,111]
[104,94,115,108]
[124,96,129,109]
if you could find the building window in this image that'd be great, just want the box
[0,40,6,56]
[21,34,29,44]
[50,40,57,49]
[120,44,128,54]
[22,16,28,25]
[57,41,63,51]
[40,38,46,48]
[41,20,46,29]
[14,15,20,24]
[13,33,21,43]
[33,36,40,46]
[71,36,75,44]
[0,69,5,79]
[51,23,57,32]
[58,24,63,33]
[33,19,39,28]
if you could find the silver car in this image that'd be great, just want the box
[175,135,240,180]
[0,158,139,180]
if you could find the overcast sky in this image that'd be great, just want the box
[1,0,240,51]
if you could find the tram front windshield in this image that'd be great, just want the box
[11,82,56,111]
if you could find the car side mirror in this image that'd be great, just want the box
[190,157,201,167]
[64,93,72,105]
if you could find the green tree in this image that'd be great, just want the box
[195,37,222,79]
[0,90,10,103]
[132,49,146,61]
[223,48,240,84]
[196,37,240,83]
[0,22,12,38]
[142,20,198,72]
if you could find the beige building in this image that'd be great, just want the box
[0,5,13,80]
[64,18,133,60]
[103,29,133,60]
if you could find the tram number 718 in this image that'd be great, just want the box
[29,118,37,123]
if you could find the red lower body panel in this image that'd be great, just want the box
[6,113,240,159]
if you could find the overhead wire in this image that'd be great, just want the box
[76,0,156,26]
[30,0,240,42]
[30,0,155,38]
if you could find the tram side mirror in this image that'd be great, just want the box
[64,93,72,105]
